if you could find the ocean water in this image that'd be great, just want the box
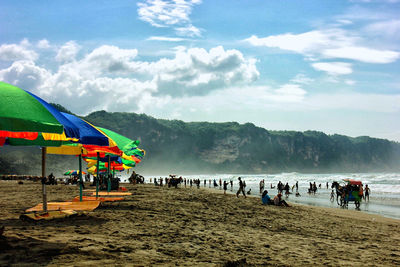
[139,173,400,220]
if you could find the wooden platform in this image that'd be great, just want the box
[91,192,132,196]
[73,196,124,202]
[20,210,78,221]
[25,201,100,212]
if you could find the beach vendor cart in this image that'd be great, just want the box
[341,179,363,209]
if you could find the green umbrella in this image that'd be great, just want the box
[0,82,64,134]
[0,82,68,212]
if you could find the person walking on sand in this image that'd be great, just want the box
[223,180,228,194]
[236,177,246,198]
[364,184,370,201]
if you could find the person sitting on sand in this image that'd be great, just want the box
[261,190,273,205]
[273,193,290,207]
[236,177,246,198]
[247,188,251,195]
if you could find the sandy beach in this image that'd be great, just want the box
[0,180,399,266]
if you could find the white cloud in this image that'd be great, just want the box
[0,42,259,114]
[336,19,353,25]
[0,43,38,61]
[37,39,51,49]
[323,46,399,63]
[175,24,201,37]
[290,74,314,84]
[148,46,259,96]
[245,28,400,73]
[55,41,81,62]
[345,80,356,85]
[272,84,307,103]
[312,62,353,75]
[0,60,51,90]
[137,0,202,37]
[245,29,357,55]
[365,20,400,37]
[148,36,185,42]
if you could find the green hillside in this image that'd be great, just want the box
[1,108,399,176]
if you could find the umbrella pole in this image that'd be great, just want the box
[107,155,111,192]
[41,147,47,212]
[96,152,99,198]
[79,152,83,202]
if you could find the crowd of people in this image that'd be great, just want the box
[141,175,374,209]
[147,175,295,207]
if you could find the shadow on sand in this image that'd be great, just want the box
[0,235,77,266]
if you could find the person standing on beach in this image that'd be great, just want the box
[364,184,370,201]
[259,179,265,194]
[296,181,298,192]
[223,180,228,194]
[236,177,246,198]
[230,180,233,190]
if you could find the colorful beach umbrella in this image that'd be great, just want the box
[64,170,86,176]
[46,114,121,200]
[0,82,80,143]
[97,127,145,163]
[82,127,145,192]
[0,82,84,212]
[0,82,63,137]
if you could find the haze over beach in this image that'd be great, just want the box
[0,0,399,141]
[1,0,400,266]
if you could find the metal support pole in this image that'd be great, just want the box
[107,155,111,192]
[41,147,47,212]
[96,152,99,198]
[79,152,83,202]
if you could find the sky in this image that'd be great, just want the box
[0,0,399,141]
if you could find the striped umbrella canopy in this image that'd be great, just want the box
[64,170,87,176]
[0,82,84,212]
[0,82,80,143]
[96,127,145,164]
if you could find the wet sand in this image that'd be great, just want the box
[0,180,399,266]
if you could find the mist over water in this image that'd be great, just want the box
[137,172,400,220]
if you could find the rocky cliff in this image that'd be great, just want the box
[1,109,399,175]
